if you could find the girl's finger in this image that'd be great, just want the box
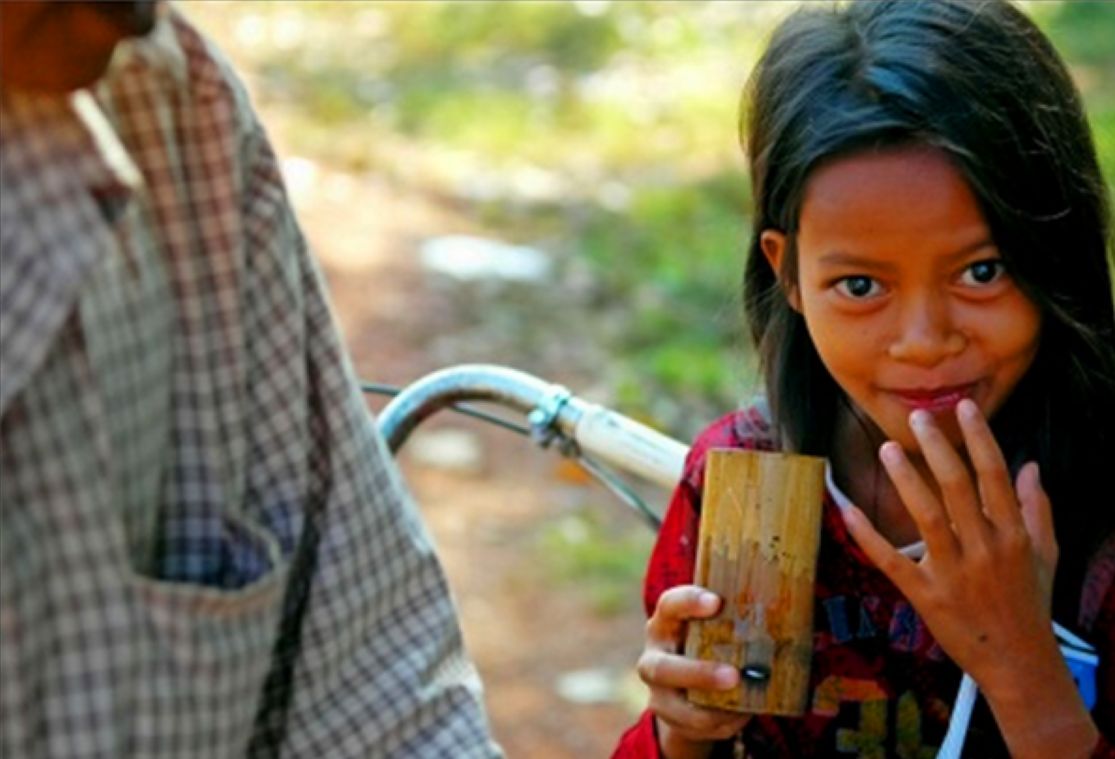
[655,703,752,743]
[955,399,1018,528]
[646,586,722,646]
[1016,462,1058,572]
[637,649,739,693]
[906,410,988,543]
[878,439,960,558]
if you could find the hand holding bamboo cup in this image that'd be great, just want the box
[684,448,827,715]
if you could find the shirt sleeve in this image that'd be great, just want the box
[240,134,502,758]
[612,711,664,759]
[156,13,504,758]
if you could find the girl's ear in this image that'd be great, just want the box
[760,229,802,312]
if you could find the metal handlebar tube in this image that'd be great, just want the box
[376,364,687,492]
[378,364,583,452]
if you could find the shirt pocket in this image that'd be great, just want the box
[120,510,289,756]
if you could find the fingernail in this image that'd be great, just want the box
[715,666,739,688]
[879,441,902,466]
[699,591,720,607]
[957,398,978,420]
[909,410,930,430]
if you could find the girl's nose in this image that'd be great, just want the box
[887,293,967,366]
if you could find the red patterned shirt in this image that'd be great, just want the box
[612,409,1115,758]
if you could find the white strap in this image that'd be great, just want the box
[936,673,978,759]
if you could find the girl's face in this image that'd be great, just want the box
[761,146,1042,453]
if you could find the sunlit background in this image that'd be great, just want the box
[179,3,1113,756]
[182,0,1114,432]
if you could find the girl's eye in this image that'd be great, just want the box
[960,260,1006,286]
[835,276,881,299]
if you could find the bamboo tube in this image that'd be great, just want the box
[683,448,826,715]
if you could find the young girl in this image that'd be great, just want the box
[612,2,1115,758]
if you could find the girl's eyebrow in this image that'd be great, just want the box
[815,252,894,271]
[816,240,999,269]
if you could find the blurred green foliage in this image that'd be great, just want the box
[185,0,1115,437]
[1029,1,1115,197]
[1035,1,1115,68]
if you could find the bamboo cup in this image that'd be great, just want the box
[683,448,826,715]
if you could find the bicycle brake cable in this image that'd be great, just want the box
[362,381,663,530]
[361,381,533,437]
[572,453,664,532]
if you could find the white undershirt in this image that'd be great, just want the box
[824,462,927,559]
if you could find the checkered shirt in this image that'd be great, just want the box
[0,11,502,759]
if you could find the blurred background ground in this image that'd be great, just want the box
[180,3,1114,757]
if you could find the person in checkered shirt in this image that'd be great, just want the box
[0,3,503,757]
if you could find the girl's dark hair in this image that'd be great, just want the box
[741,0,1115,620]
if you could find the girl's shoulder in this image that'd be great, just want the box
[681,400,780,490]
[690,399,778,452]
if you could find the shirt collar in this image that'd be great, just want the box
[107,9,189,89]
[0,90,134,415]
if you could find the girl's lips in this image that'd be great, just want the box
[889,384,975,412]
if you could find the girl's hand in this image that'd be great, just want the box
[637,585,751,759]
[846,398,1057,683]
[844,398,1097,758]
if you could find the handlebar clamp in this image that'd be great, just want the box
[527,384,575,453]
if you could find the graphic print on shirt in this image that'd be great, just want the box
[812,679,944,758]
[810,595,948,757]
[816,597,944,658]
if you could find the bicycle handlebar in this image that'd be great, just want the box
[377,364,688,492]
